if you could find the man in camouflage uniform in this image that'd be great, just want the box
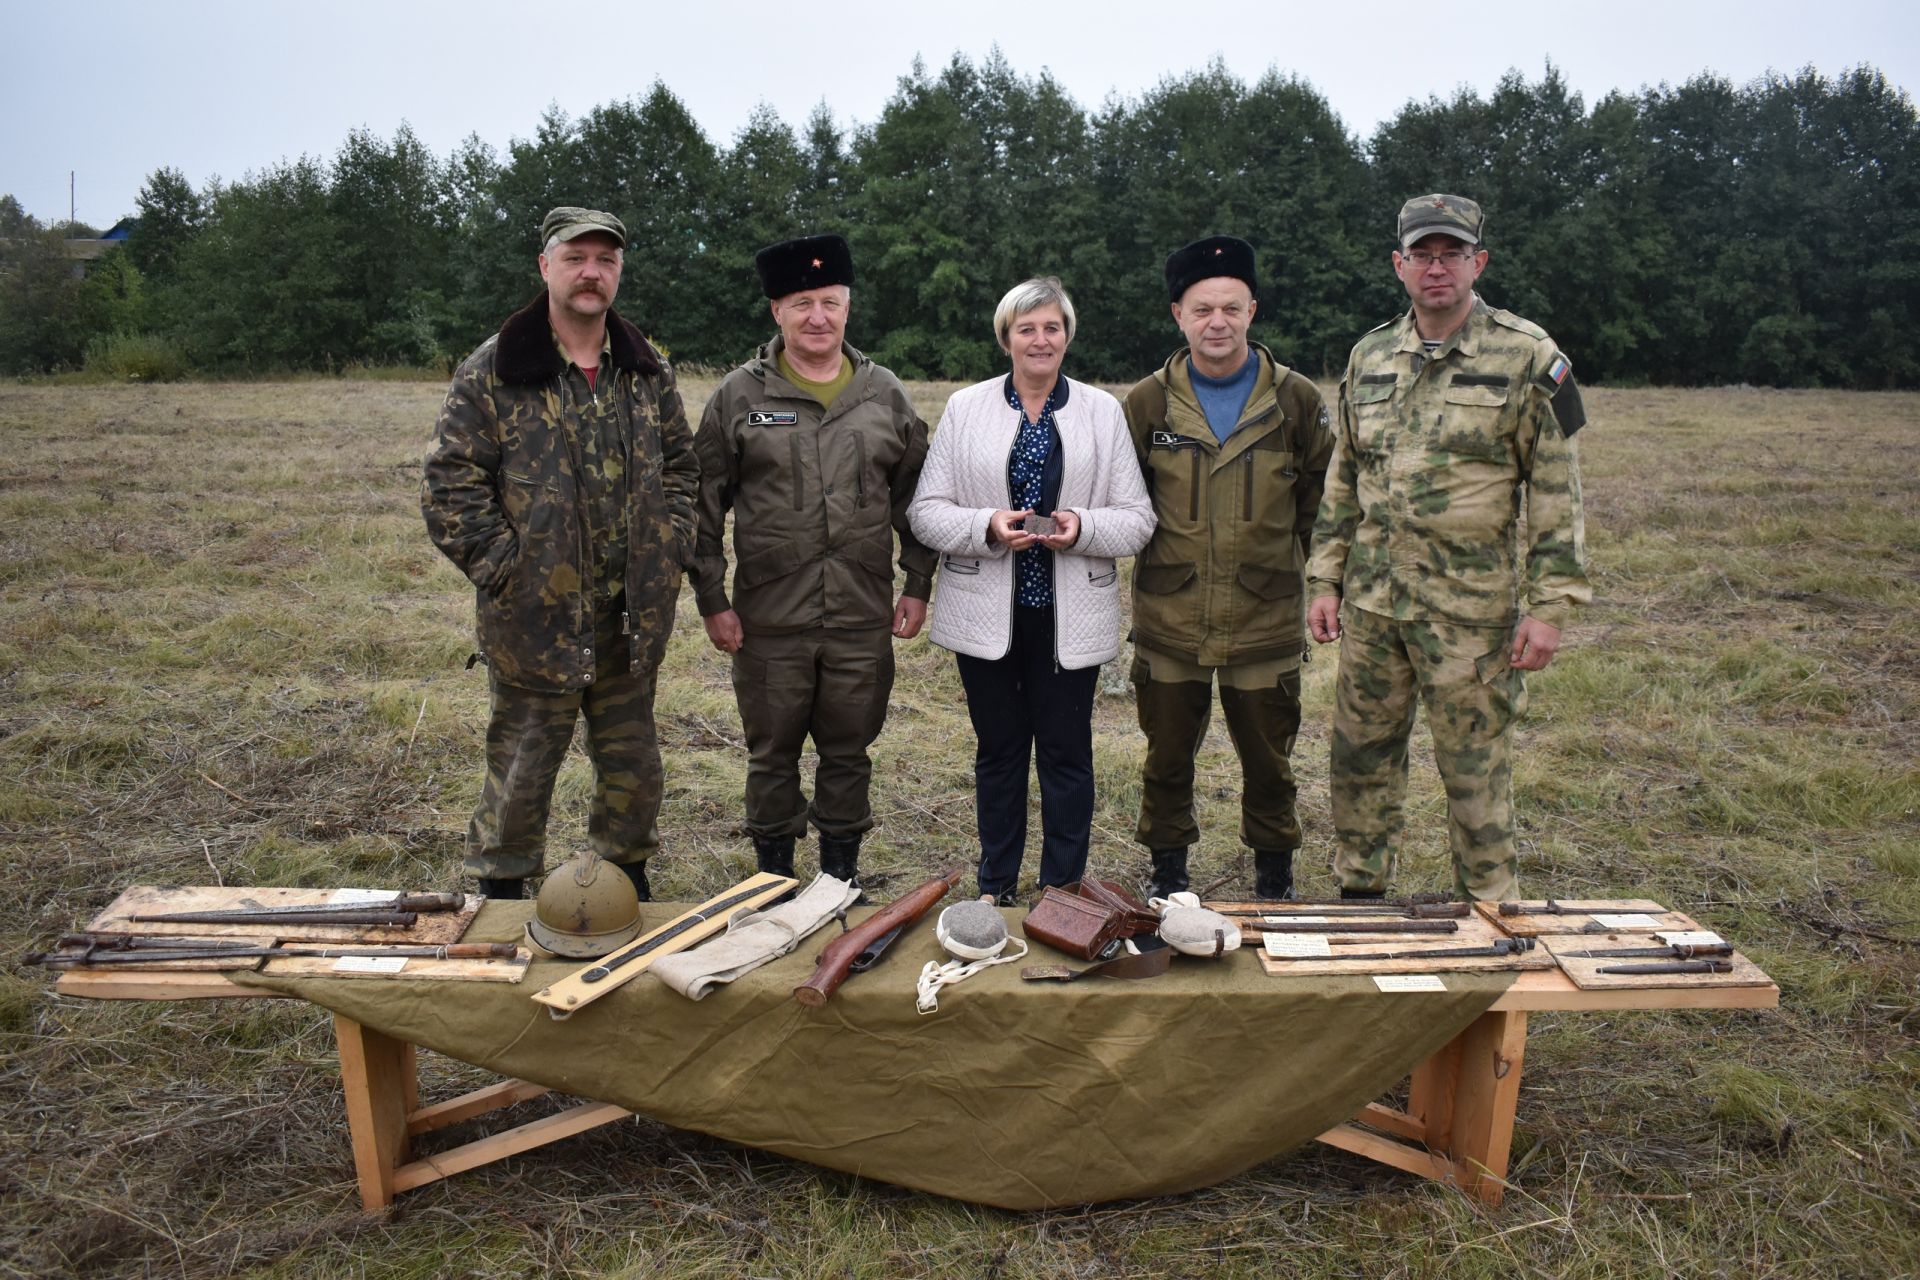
[691,234,934,887]
[1307,194,1590,902]
[1126,236,1335,902]
[423,207,699,901]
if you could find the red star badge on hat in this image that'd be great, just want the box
[1433,197,1448,209]
[811,257,823,268]
[1213,247,1223,255]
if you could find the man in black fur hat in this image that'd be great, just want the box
[1122,235,1335,902]
[422,206,699,904]
[689,233,935,890]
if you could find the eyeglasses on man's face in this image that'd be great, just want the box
[1403,247,1480,269]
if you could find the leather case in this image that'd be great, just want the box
[1069,878,1159,938]
[1022,886,1127,961]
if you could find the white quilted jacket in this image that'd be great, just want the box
[908,376,1155,669]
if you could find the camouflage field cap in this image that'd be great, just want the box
[1397,194,1483,248]
[540,206,627,249]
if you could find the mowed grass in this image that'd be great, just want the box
[1,375,1916,1278]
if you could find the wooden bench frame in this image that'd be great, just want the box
[54,966,1776,1210]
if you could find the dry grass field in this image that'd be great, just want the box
[0,374,1916,1278]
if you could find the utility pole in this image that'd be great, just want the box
[70,171,75,226]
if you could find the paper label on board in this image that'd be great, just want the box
[1657,930,1725,947]
[1266,916,1332,924]
[333,956,408,974]
[1374,974,1446,992]
[1590,913,1660,928]
[1264,933,1332,958]
[328,888,397,905]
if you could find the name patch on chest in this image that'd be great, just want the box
[1151,431,1201,450]
[747,411,799,427]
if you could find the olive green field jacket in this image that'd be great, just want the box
[690,336,935,634]
[1123,343,1335,667]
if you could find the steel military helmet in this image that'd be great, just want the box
[525,852,644,959]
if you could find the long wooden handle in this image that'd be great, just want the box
[793,868,963,1007]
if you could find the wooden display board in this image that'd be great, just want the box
[1251,913,1557,976]
[1540,935,1772,992]
[87,885,483,945]
[1477,900,1703,938]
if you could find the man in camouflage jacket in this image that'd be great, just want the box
[423,207,699,902]
[690,234,934,889]
[1307,194,1591,902]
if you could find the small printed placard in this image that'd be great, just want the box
[1589,913,1660,929]
[332,955,408,974]
[1263,933,1332,958]
[1373,974,1446,992]
[328,888,397,905]
[1657,930,1726,947]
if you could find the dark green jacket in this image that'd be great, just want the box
[422,294,699,691]
[690,336,935,634]
[1123,343,1334,666]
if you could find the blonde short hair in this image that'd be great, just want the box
[993,277,1077,351]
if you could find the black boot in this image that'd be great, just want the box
[1253,848,1295,901]
[753,835,796,878]
[1148,847,1190,900]
[616,859,652,902]
[819,833,862,889]
[477,877,524,901]
[1339,885,1386,901]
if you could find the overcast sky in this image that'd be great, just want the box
[3,0,1913,228]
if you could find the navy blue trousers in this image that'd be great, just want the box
[955,606,1099,898]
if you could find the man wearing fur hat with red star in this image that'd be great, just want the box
[690,234,935,891]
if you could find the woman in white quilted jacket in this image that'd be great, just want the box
[908,278,1156,905]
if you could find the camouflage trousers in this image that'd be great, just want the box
[1132,646,1304,852]
[465,611,662,881]
[1330,605,1528,902]
[732,626,894,841]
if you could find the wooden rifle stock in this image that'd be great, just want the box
[793,868,963,1007]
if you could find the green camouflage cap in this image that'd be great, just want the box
[540,206,626,249]
[1397,194,1483,248]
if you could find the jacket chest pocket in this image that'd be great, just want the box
[1433,381,1515,464]
[500,470,560,533]
[1241,443,1298,524]
[1147,439,1206,523]
[835,417,903,510]
[1349,380,1397,460]
[738,412,808,510]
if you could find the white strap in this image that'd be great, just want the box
[915,938,1028,1015]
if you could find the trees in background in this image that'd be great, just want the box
[1,60,1913,386]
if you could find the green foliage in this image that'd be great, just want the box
[4,59,1916,385]
[83,330,188,381]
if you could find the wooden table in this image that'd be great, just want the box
[54,964,1777,1211]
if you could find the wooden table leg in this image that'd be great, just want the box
[334,1014,414,1212]
[1444,1008,1529,1206]
[1408,1032,1462,1153]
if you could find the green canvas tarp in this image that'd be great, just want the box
[241,901,1513,1209]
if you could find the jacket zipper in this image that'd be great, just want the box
[1051,430,1067,673]
[789,435,804,511]
[853,434,867,507]
[1001,408,1021,661]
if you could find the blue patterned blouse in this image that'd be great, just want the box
[1005,380,1061,608]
